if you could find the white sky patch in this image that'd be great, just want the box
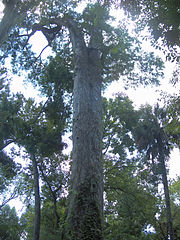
[169,149,180,180]
[28,31,51,58]
[104,74,179,109]
[0,1,4,19]
[10,74,44,102]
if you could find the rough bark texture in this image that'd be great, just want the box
[159,154,174,240]
[32,155,41,240]
[67,25,104,239]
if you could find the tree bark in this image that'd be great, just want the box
[32,154,41,240]
[159,154,174,240]
[67,24,104,239]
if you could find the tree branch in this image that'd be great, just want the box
[0,139,16,151]
[31,23,62,45]
[36,44,49,60]
[0,191,17,210]
[0,0,41,45]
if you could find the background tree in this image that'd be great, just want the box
[0,0,42,45]
[102,95,159,239]
[39,153,69,236]
[134,104,176,240]
[20,155,69,240]
[0,205,23,240]
[0,61,71,240]
[0,68,24,207]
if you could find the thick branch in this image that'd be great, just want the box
[0,139,16,151]
[0,0,41,45]
[32,23,62,45]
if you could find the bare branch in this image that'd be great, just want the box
[36,44,49,59]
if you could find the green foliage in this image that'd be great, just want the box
[170,177,180,203]
[20,206,34,240]
[134,104,172,157]
[104,153,159,239]
[21,101,63,155]
[38,53,73,95]
[111,0,180,61]
[0,151,16,191]
[102,96,160,239]
[40,155,69,201]
[0,69,23,196]
[0,205,22,240]
[102,95,180,239]
[21,198,67,240]
[169,178,180,239]
[0,70,24,150]
[153,201,180,240]
[40,199,67,240]
[164,94,180,147]
[103,94,139,156]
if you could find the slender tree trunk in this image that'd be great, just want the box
[32,154,41,240]
[159,154,174,240]
[67,25,104,239]
[53,197,60,229]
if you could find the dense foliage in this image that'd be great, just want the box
[106,0,180,62]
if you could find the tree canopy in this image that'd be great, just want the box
[107,0,180,62]
[0,1,179,239]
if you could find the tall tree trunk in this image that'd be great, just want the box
[32,154,41,240]
[67,25,104,239]
[159,154,174,240]
[53,196,60,229]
